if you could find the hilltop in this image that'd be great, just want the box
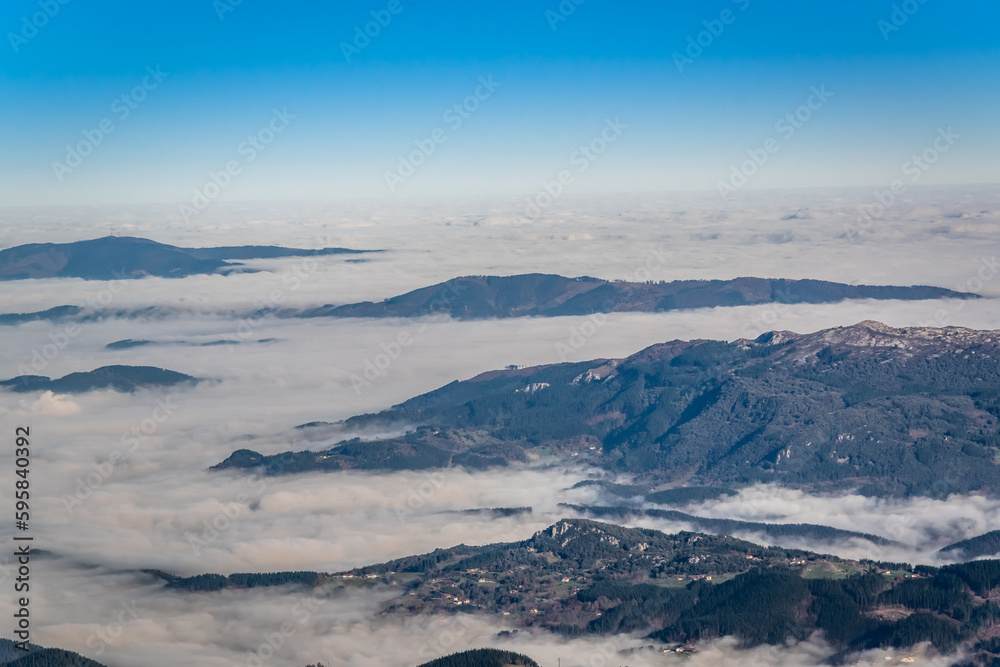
[303,274,976,320]
[155,519,1000,660]
[0,365,197,393]
[215,321,1000,498]
[0,236,377,280]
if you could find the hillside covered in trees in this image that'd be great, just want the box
[216,321,1000,498]
[147,569,322,592]
[156,519,1000,663]
[0,365,197,394]
[940,530,1000,561]
[0,639,109,667]
[416,648,539,667]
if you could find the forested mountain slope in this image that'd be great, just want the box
[217,322,1000,498]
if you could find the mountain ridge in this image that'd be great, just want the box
[214,321,1000,498]
[303,274,979,320]
[0,365,197,393]
[152,518,1000,661]
[0,275,980,326]
[0,236,379,280]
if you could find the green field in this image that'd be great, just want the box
[801,562,866,579]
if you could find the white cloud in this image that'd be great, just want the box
[26,390,81,416]
[1,188,998,665]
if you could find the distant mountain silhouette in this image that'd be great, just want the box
[0,273,978,327]
[0,236,379,280]
[0,365,197,393]
[304,274,978,320]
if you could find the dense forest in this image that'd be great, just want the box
[940,529,1000,560]
[3,650,109,667]
[216,322,1000,498]
[0,640,108,667]
[644,559,1000,659]
[156,519,1000,661]
[415,648,540,667]
[149,569,322,592]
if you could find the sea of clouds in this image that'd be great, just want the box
[1,187,998,665]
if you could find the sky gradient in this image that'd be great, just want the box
[1,0,998,207]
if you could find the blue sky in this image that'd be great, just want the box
[1,0,997,206]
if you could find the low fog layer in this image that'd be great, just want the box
[608,483,1000,565]
[3,298,1000,429]
[0,187,997,314]
[0,559,970,667]
[1,190,999,666]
